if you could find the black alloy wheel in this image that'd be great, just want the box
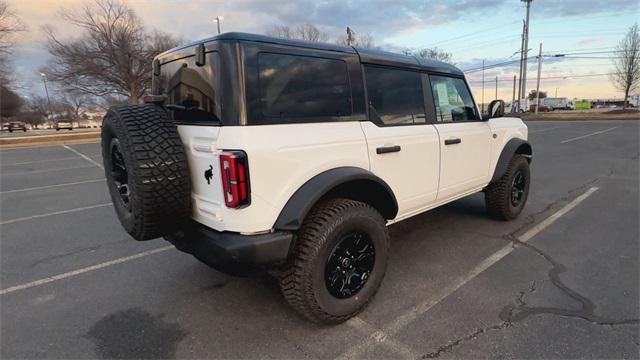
[110,139,131,210]
[325,231,375,299]
[510,171,526,207]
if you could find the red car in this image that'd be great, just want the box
[530,104,551,112]
[7,121,27,132]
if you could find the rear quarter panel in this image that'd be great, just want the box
[192,122,369,233]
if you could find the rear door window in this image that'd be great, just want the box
[257,53,352,121]
[364,66,426,126]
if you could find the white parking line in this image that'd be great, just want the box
[340,186,599,359]
[62,144,103,169]
[0,179,104,194]
[2,164,96,177]
[0,203,112,225]
[0,245,174,295]
[560,126,620,144]
[0,156,80,166]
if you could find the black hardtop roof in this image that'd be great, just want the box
[160,32,463,76]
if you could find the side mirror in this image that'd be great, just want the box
[487,99,505,119]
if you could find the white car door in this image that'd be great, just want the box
[360,65,440,217]
[428,75,492,201]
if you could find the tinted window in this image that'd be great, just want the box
[156,52,221,123]
[429,75,478,122]
[258,53,351,118]
[364,66,425,126]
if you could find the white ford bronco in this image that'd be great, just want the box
[101,33,531,324]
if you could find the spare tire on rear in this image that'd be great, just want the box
[101,105,192,240]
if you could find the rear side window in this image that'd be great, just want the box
[364,66,425,126]
[429,75,478,122]
[156,52,221,124]
[258,53,352,119]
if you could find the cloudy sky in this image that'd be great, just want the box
[8,0,640,102]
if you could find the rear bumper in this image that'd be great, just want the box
[165,222,293,275]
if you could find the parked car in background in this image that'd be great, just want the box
[530,104,551,112]
[55,121,73,131]
[6,121,27,132]
[543,97,572,110]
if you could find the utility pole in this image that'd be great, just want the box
[214,16,223,34]
[512,75,517,112]
[481,59,485,112]
[555,87,558,97]
[40,72,53,127]
[495,76,498,100]
[521,0,533,106]
[346,27,354,46]
[516,20,525,111]
[535,42,543,114]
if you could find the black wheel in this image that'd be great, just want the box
[279,198,389,324]
[485,155,530,220]
[8,129,12,133]
[101,105,192,240]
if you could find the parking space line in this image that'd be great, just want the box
[344,317,420,359]
[0,203,112,225]
[340,186,599,359]
[1,156,80,166]
[62,144,103,169]
[0,179,104,194]
[560,126,620,144]
[0,245,174,295]
[2,164,97,177]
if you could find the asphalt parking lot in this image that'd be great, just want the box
[1,120,638,359]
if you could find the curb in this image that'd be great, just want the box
[0,131,100,149]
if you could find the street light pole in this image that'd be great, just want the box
[214,16,223,34]
[40,72,54,126]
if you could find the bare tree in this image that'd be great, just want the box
[266,23,329,42]
[415,47,454,64]
[0,85,23,119]
[42,0,181,104]
[0,1,26,84]
[527,89,547,101]
[611,23,640,109]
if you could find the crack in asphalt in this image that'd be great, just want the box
[420,173,638,359]
[502,239,640,327]
[421,282,536,359]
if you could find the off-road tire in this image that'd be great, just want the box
[485,155,530,220]
[279,198,389,324]
[101,104,191,240]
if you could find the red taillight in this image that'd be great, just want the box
[219,151,250,208]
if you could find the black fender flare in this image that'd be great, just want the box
[273,167,398,231]
[491,138,532,182]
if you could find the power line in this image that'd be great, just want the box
[419,21,520,48]
[467,73,614,84]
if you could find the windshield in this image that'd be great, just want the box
[155,51,221,124]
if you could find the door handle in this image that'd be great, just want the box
[444,138,462,145]
[376,145,401,154]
